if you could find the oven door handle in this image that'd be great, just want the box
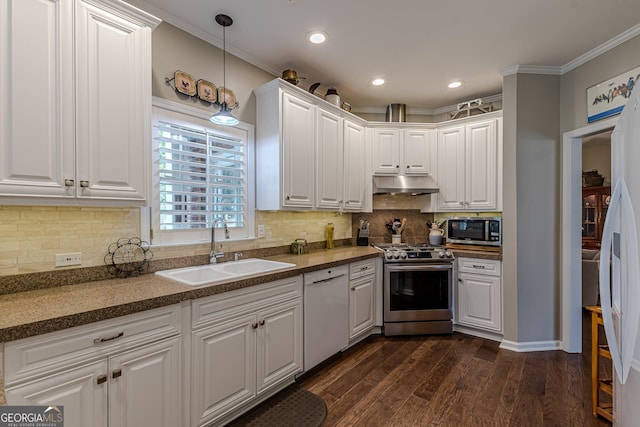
[385,264,452,272]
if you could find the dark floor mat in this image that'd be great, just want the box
[227,384,326,427]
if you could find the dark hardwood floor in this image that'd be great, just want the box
[298,311,611,427]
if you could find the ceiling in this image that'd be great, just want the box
[125,0,640,113]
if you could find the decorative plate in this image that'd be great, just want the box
[174,70,196,96]
[217,87,237,109]
[197,79,217,103]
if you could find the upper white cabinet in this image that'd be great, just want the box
[436,114,502,211]
[372,127,435,175]
[0,0,159,205]
[255,79,367,211]
[316,109,366,211]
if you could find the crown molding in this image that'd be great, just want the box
[500,65,562,77]
[562,22,640,74]
[126,0,282,77]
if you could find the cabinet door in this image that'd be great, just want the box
[403,130,433,175]
[458,273,501,332]
[256,299,302,395]
[75,0,149,202]
[343,119,366,211]
[281,92,315,207]
[373,128,401,174]
[5,360,108,427]
[108,337,181,427]
[349,275,375,339]
[0,0,74,198]
[192,314,256,426]
[316,108,343,209]
[465,120,497,210]
[436,125,466,210]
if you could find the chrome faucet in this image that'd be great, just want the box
[210,218,229,264]
[234,252,243,262]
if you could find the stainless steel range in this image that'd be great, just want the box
[374,244,454,336]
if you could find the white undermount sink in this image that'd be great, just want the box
[155,258,296,287]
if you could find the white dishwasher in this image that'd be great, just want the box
[303,265,349,371]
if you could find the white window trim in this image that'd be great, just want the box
[143,97,255,247]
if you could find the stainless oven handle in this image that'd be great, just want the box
[384,264,452,272]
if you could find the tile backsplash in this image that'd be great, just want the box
[0,206,352,277]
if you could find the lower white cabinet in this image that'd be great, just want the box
[4,305,182,427]
[349,259,376,339]
[456,257,502,332]
[190,276,303,426]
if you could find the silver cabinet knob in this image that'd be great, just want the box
[80,180,89,188]
[64,179,74,187]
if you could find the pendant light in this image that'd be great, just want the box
[210,14,239,126]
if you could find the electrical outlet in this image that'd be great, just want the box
[257,225,265,238]
[55,252,82,267]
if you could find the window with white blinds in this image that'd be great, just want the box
[149,100,254,245]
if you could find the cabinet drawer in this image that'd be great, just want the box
[4,304,181,385]
[192,276,303,329]
[457,258,501,276]
[349,259,375,280]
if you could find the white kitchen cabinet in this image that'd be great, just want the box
[255,79,368,211]
[190,276,303,426]
[456,257,502,333]
[349,259,376,339]
[342,119,367,211]
[0,0,159,205]
[436,114,502,211]
[372,127,435,175]
[4,305,182,427]
[316,109,366,211]
[316,108,344,209]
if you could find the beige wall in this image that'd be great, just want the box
[561,36,640,133]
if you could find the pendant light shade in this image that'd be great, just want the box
[210,14,239,126]
[210,103,239,126]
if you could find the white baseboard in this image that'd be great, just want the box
[499,339,562,353]
[453,324,503,342]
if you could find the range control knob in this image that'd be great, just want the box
[399,251,408,259]
[437,250,445,258]
[393,252,401,259]
[444,251,453,258]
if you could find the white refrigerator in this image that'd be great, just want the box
[599,91,640,426]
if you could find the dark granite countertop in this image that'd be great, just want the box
[0,246,382,343]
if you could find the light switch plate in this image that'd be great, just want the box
[257,225,265,238]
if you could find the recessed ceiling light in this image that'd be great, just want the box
[308,31,327,44]
[448,81,463,89]
[372,78,385,86]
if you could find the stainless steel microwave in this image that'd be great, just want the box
[446,217,502,246]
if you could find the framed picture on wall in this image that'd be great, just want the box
[587,65,640,123]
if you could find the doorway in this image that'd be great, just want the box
[561,117,617,353]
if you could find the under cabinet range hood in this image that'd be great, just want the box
[372,175,440,195]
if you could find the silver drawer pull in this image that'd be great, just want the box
[93,331,124,344]
[112,369,122,379]
[96,375,107,385]
[472,264,486,269]
[64,179,74,187]
[80,180,89,188]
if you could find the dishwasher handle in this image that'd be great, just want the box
[308,273,346,285]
